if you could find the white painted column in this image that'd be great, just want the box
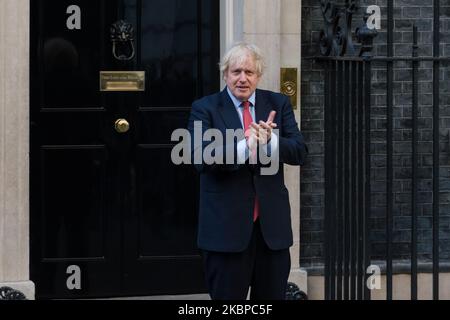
[243,0,281,91]
[279,0,307,295]
[0,0,34,299]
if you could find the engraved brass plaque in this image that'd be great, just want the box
[280,68,298,110]
[100,71,145,92]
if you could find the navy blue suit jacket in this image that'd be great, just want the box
[188,88,307,252]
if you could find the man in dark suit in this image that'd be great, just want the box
[188,43,307,300]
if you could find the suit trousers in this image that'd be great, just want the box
[201,220,290,300]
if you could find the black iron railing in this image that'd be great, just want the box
[310,0,450,300]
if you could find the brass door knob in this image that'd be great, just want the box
[115,118,130,133]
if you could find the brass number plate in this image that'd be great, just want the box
[100,71,145,92]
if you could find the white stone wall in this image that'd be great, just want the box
[0,0,34,299]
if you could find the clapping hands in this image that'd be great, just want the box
[247,111,277,152]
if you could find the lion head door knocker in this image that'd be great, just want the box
[110,20,135,61]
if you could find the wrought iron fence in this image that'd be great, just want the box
[311,0,449,300]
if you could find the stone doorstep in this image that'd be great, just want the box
[0,271,308,300]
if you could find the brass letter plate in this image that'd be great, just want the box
[100,71,145,92]
[280,68,298,110]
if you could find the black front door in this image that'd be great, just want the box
[30,0,219,299]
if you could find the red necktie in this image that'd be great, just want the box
[243,101,252,139]
[242,101,259,222]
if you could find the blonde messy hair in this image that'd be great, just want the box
[219,42,265,77]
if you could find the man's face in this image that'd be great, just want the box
[224,53,261,101]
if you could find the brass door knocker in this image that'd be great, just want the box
[110,20,136,61]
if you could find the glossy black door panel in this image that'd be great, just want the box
[31,0,219,298]
[38,0,110,109]
[139,0,198,106]
[38,111,105,145]
[41,147,107,259]
[136,147,199,256]
[137,109,191,144]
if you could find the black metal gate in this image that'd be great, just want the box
[314,0,448,300]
